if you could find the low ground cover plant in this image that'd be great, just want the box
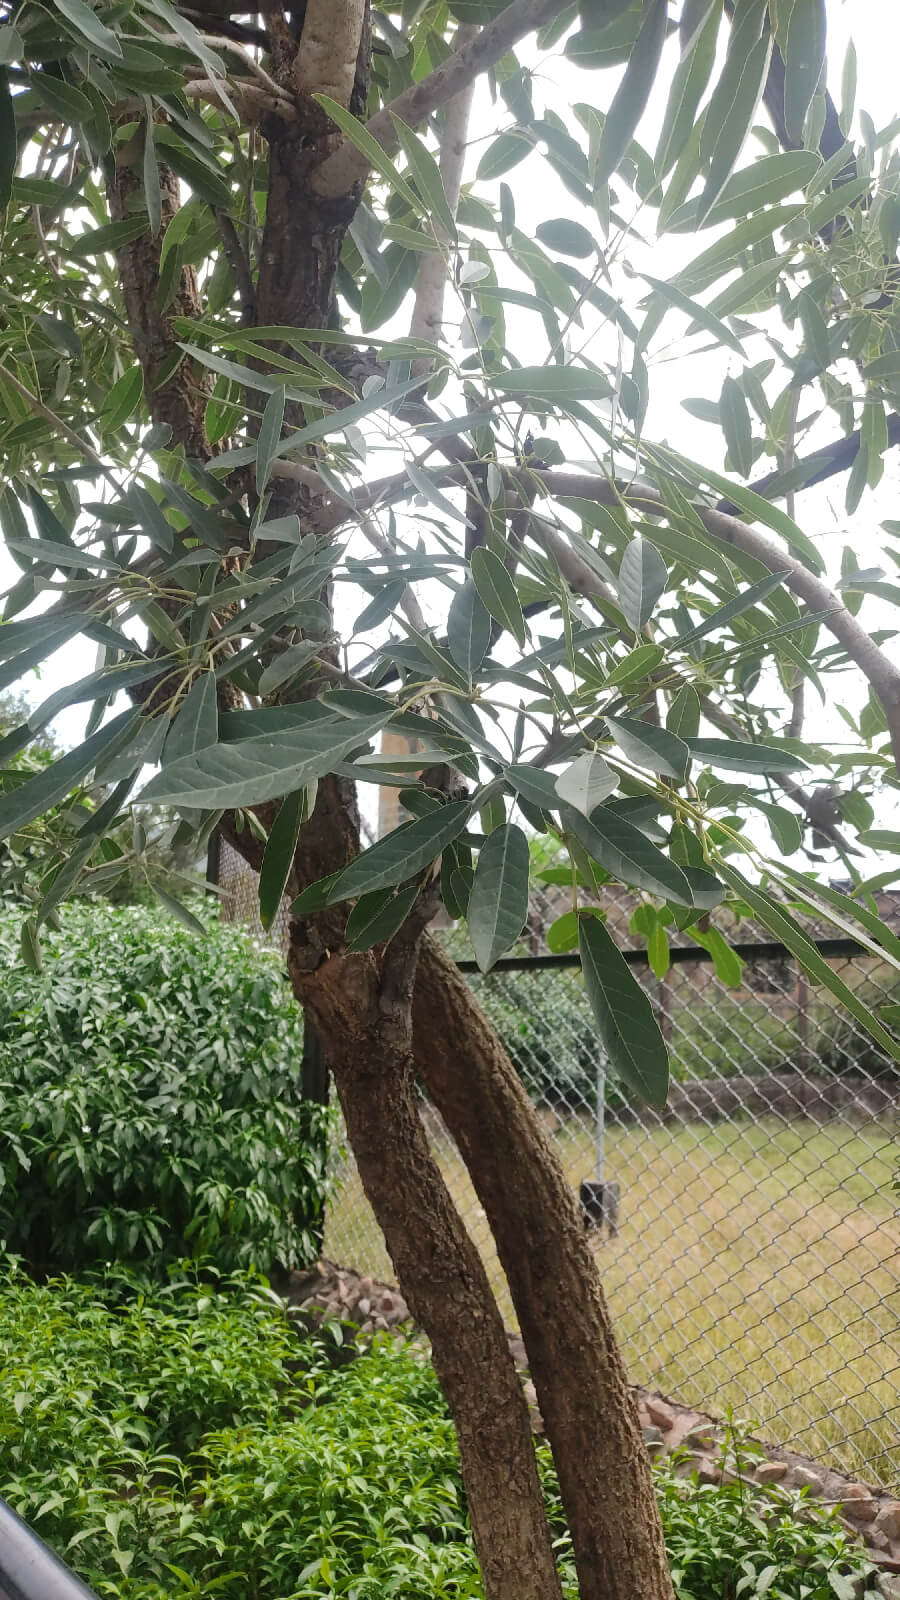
[0,1265,877,1599]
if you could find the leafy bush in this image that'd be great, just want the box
[0,1265,879,1600]
[0,904,327,1274]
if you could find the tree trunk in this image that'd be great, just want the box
[288,940,565,1600]
[414,936,675,1600]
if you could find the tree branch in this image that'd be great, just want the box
[722,412,900,513]
[294,0,368,107]
[408,27,478,372]
[312,0,569,197]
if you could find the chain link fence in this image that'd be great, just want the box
[215,837,900,1488]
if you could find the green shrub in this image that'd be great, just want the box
[0,904,327,1274]
[0,1266,879,1600]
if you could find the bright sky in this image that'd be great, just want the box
[4,0,898,832]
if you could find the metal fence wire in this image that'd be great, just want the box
[215,837,900,1489]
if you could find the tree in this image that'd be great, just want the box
[1,1,900,1595]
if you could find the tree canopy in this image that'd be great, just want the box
[2,2,900,1594]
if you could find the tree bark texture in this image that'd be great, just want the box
[414,935,675,1600]
[286,941,565,1600]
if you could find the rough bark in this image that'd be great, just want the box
[286,940,565,1600]
[414,935,675,1600]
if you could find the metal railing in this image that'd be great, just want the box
[0,1497,99,1600]
[216,839,900,1488]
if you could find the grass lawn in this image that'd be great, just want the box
[325,1113,900,1486]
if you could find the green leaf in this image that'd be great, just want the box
[555,750,619,815]
[315,96,420,212]
[656,443,826,574]
[561,803,693,904]
[20,916,42,974]
[686,737,808,774]
[673,570,790,647]
[655,0,718,176]
[579,916,669,1105]
[256,386,286,497]
[666,684,700,739]
[720,375,753,477]
[477,131,533,181]
[718,864,900,1063]
[345,884,419,951]
[66,217,149,259]
[689,924,743,985]
[467,823,531,972]
[0,711,138,843]
[391,116,456,241]
[258,788,310,930]
[447,581,491,676]
[647,920,669,978]
[755,800,803,856]
[639,273,746,357]
[784,0,827,146]
[668,151,822,230]
[142,713,388,809]
[859,830,900,853]
[327,800,472,902]
[696,33,772,222]
[547,909,580,953]
[617,537,667,630]
[493,365,613,403]
[470,546,526,645]
[163,673,219,764]
[30,72,95,124]
[504,765,562,813]
[406,460,468,525]
[55,0,123,57]
[604,643,665,687]
[535,219,597,258]
[151,883,208,936]
[101,364,144,432]
[605,715,690,781]
[0,70,14,212]
[594,0,668,186]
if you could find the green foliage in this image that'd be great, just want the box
[0,1266,877,1599]
[0,904,327,1274]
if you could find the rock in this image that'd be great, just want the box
[841,1484,878,1523]
[683,1426,716,1450]
[645,1397,676,1431]
[756,1462,788,1484]
[697,1460,721,1485]
[876,1503,900,1541]
[787,1467,825,1495]
[642,1425,664,1447]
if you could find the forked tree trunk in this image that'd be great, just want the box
[288,939,565,1600]
[414,936,675,1600]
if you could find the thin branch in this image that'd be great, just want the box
[359,516,428,631]
[312,0,570,197]
[408,28,478,372]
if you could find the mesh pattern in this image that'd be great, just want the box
[216,837,900,1487]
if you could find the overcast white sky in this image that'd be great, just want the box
[4,0,898,826]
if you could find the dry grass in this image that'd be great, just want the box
[324,1113,900,1486]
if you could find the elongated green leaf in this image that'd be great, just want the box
[561,803,694,904]
[470,546,526,645]
[259,787,311,930]
[504,765,563,813]
[755,800,803,855]
[163,673,218,764]
[345,884,419,951]
[579,916,669,1105]
[535,219,597,258]
[315,95,420,212]
[30,72,94,123]
[718,864,900,1063]
[594,0,667,186]
[673,207,804,293]
[655,0,718,176]
[617,537,667,630]
[669,151,822,230]
[326,799,471,902]
[686,737,808,773]
[697,33,772,222]
[674,570,789,647]
[477,131,533,180]
[639,273,746,356]
[66,217,149,258]
[0,711,138,843]
[689,924,743,985]
[391,116,456,241]
[142,713,388,809]
[447,581,491,676]
[784,0,827,146]
[555,750,619,815]
[605,714,690,781]
[720,375,753,477]
[406,460,468,525]
[467,823,530,972]
[152,883,207,936]
[656,443,825,573]
[256,386,286,496]
[493,365,613,402]
[102,364,144,431]
[604,643,665,686]
[0,70,14,212]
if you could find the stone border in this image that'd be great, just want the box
[283,1261,900,1596]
